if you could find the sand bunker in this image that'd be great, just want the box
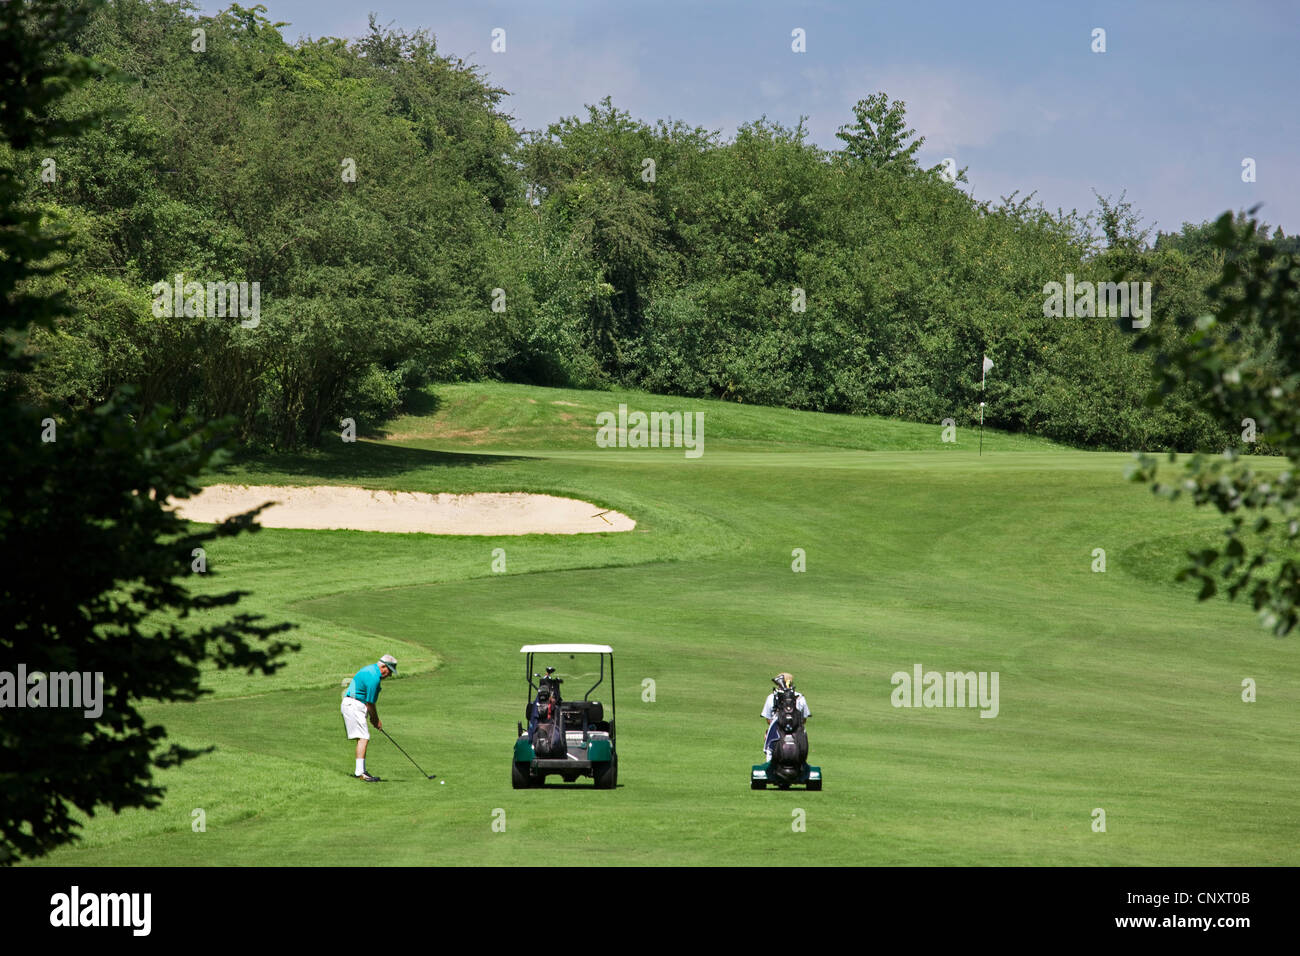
[170,485,635,535]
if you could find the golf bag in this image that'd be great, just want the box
[769,685,808,783]
[530,684,565,758]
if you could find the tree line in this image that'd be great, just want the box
[8,0,1295,451]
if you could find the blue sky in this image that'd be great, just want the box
[214,0,1299,235]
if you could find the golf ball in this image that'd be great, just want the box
[440,780,444,785]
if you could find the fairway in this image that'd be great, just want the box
[35,384,1300,866]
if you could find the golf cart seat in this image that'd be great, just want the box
[560,700,603,730]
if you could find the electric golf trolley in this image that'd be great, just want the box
[751,675,822,791]
[512,644,617,789]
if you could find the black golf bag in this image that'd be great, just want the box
[530,678,565,758]
[769,685,808,783]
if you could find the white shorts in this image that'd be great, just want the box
[341,696,370,740]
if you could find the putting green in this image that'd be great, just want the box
[34,384,1299,866]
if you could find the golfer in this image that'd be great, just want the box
[761,672,810,761]
[342,654,397,782]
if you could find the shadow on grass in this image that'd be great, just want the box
[363,387,443,440]
[399,387,442,418]
[212,438,528,481]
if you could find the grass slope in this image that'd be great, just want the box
[35,384,1298,866]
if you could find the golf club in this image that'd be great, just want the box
[378,727,435,779]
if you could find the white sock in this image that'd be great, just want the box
[355,758,365,776]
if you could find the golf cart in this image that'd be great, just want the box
[512,644,617,789]
[751,675,822,791]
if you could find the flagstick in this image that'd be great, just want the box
[979,361,986,457]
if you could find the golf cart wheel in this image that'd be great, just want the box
[807,779,822,791]
[511,761,533,789]
[593,755,617,790]
[751,780,765,790]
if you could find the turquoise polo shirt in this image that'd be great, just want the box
[345,663,383,704]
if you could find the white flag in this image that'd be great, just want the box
[982,355,994,375]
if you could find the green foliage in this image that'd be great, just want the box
[341,364,403,434]
[15,2,516,448]
[0,0,113,354]
[9,7,1285,457]
[1129,210,1300,634]
[834,92,927,172]
[509,94,1255,453]
[0,0,295,865]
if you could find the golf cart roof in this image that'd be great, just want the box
[520,644,613,654]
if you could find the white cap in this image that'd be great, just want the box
[378,654,398,674]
